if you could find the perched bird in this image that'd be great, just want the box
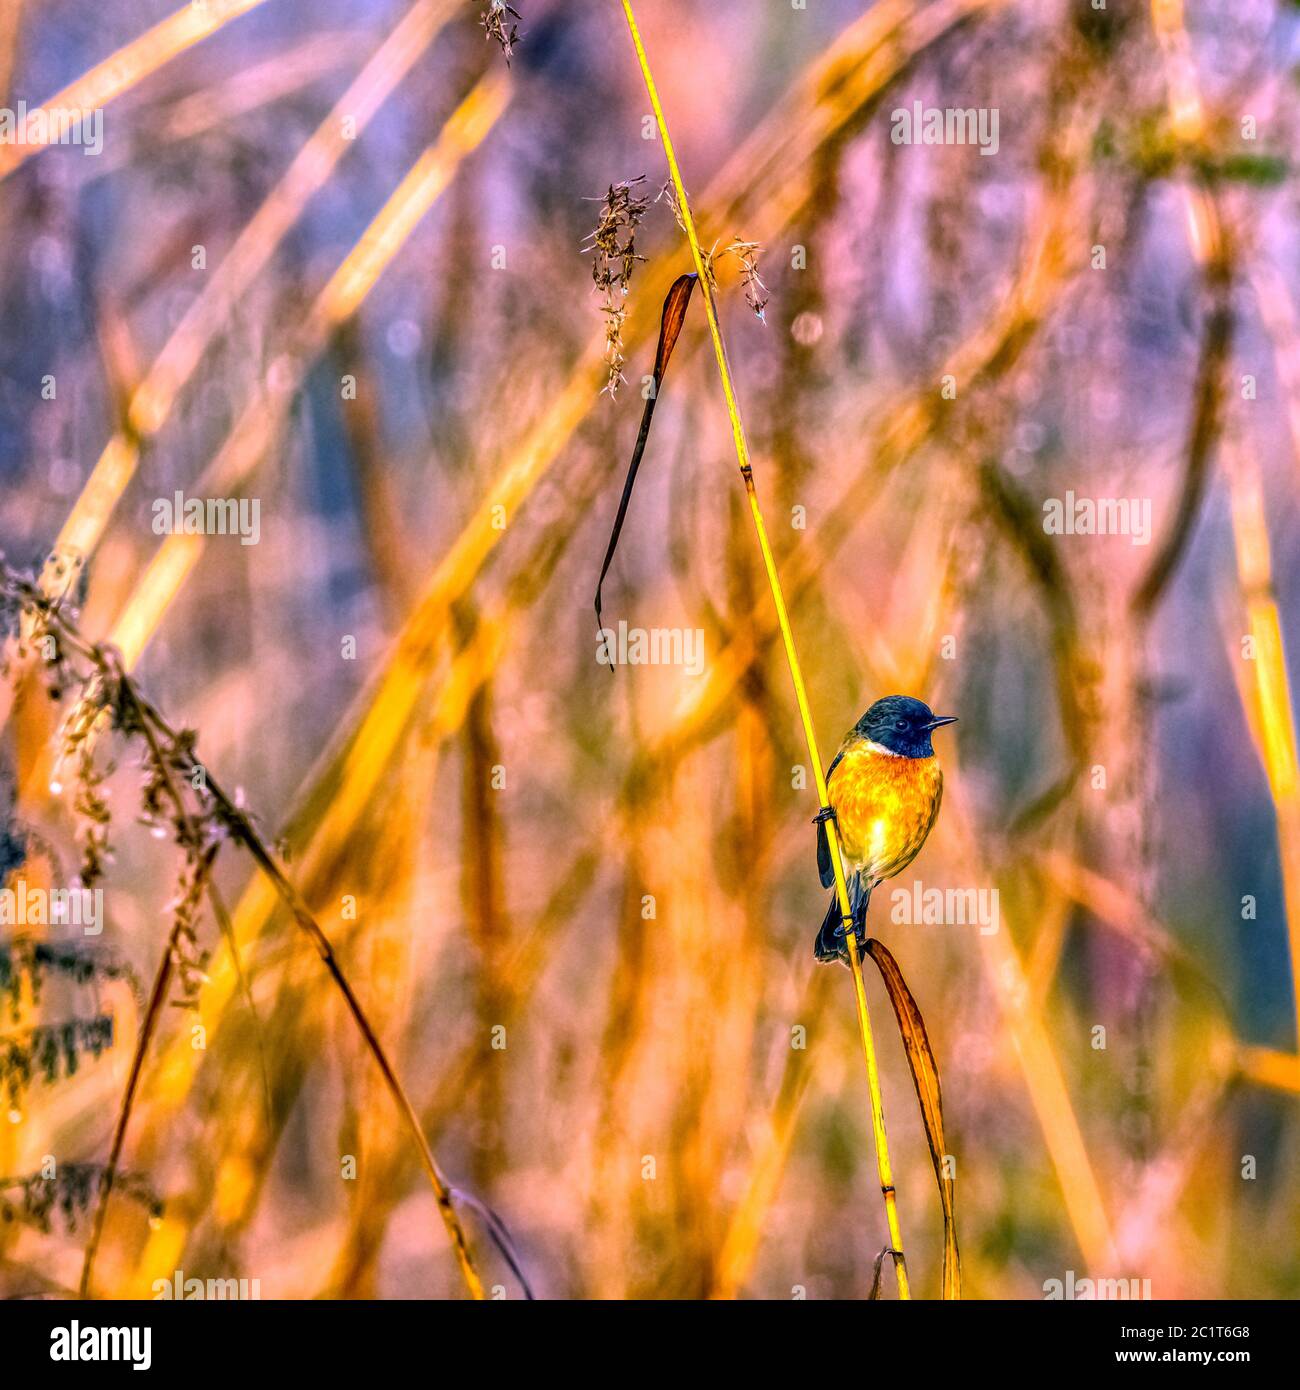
[813,696,956,964]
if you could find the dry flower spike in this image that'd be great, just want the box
[701,237,769,322]
[478,1,521,64]
[725,238,769,322]
[583,175,650,396]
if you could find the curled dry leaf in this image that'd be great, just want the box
[865,936,961,1299]
[593,270,698,639]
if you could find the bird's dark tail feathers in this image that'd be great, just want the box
[814,874,871,964]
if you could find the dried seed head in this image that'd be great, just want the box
[0,1164,161,1234]
[722,238,769,322]
[478,1,521,65]
[656,179,687,235]
[582,176,651,396]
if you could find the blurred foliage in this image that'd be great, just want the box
[0,0,1298,1301]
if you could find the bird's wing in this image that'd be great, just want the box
[816,749,845,888]
[925,766,944,841]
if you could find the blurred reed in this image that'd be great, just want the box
[2,0,1299,1305]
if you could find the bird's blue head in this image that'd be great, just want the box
[856,695,957,759]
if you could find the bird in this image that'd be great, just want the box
[813,696,956,965]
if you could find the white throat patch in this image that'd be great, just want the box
[864,739,904,758]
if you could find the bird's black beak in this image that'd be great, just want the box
[925,715,958,731]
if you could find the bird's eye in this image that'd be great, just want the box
[895,719,907,730]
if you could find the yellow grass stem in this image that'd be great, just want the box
[619,0,911,1298]
[1225,439,1300,1052]
[84,35,363,180]
[1237,1046,1300,1095]
[939,783,1118,1272]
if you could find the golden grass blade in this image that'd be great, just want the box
[0,0,22,107]
[327,840,601,1297]
[84,33,363,179]
[108,71,509,669]
[308,74,507,328]
[43,0,461,593]
[863,938,960,1299]
[982,913,1117,1273]
[0,0,270,181]
[932,761,1119,1275]
[1237,1046,1300,1095]
[710,971,831,1299]
[1223,437,1300,1050]
[618,0,911,1297]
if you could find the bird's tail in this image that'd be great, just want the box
[814,874,871,964]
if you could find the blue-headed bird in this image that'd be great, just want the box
[814,696,956,964]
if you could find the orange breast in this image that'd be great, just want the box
[828,741,943,883]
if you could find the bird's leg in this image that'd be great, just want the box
[813,805,856,942]
[836,881,873,943]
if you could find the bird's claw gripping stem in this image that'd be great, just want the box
[813,805,852,940]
